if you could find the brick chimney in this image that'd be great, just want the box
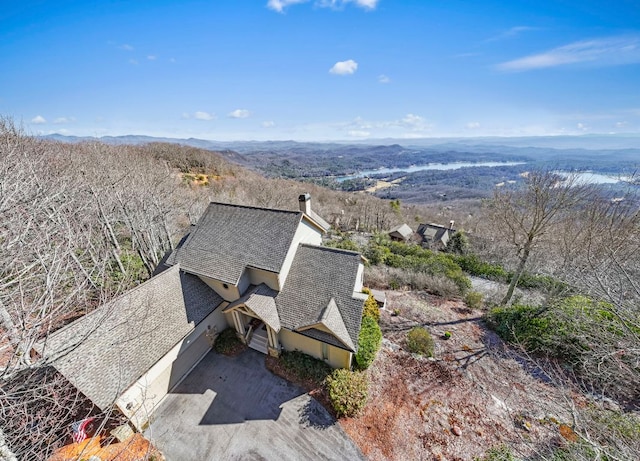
[298,193,311,215]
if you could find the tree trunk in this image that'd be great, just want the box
[501,240,532,306]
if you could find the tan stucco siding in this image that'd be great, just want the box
[198,275,240,301]
[354,262,364,293]
[248,267,280,291]
[116,304,228,431]
[278,220,323,289]
[279,329,352,369]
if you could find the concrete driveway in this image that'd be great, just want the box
[145,349,366,461]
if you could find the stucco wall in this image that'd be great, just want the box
[278,219,323,289]
[279,329,352,369]
[198,275,241,301]
[246,267,280,291]
[116,304,228,431]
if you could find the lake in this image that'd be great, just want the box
[556,171,631,184]
[336,161,526,181]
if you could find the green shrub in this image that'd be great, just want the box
[474,445,519,461]
[362,292,380,322]
[355,316,382,370]
[445,230,469,255]
[464,291,484,309]
[326,237,360,252]
[325,369,369,417]
[213,328,243,355]
[280,350,332,385]
[406,327,434,357]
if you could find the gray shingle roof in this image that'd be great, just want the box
[296,298,355,350]
[167,202,303,284]
[39,265,223,410]
[224,284,280,332]
[389,223,413,240]
[276,245,365,351]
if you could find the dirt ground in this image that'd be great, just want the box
[340,290,578,461]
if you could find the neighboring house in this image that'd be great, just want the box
[388,223,414,242]
[417,221,456,249]
[39,194,367,431]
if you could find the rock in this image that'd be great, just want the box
[451,425,462,436]
[110,423,134,443]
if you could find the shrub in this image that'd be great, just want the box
[443,331,452,340]
[362,291,380,322]
[464,291,484,309]
[474,445,519,461]
[355,316,382,370]
[325,369,369,417]
[213,328,244,355]
[280,350,332,385]
[445,230,469,255]
[406,327,434,357]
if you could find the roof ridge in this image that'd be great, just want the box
[300,243,361,256]
[208,201,303,216]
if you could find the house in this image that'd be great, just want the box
[417,221,456,249]
[388,223,414,242]
[38,194,367,431]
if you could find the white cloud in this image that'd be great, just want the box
[318,0,379,9]
[228,109,251,119]
[31,115,46,124]
[330,59,358,75]
[129,58,139,65]
[194,111,215,121]
[262,121,276,128]
[466,122,481,129]
[348,130,370,137]
[486,26,537,42]
[120,44,134,51]
[53,117,75,124]
[378,74,390,83]
[147,55,157,61]
[267,0,308,12]
[498,35,640,71]
[577,122,588,131]
[267,0,378,12]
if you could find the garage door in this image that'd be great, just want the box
[117,330,212,430]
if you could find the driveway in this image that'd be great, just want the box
[145,349,366,461]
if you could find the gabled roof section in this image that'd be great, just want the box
[296,298,355,351]
[276,244,365,352]
[224,284,280,332]
[389,223,413,240]
[38,265,224,410]
[167,202,303,284]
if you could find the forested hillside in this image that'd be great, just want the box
[2,118,639,460]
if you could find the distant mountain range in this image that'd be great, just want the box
[42,133,640,152]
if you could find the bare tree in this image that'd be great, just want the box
[489,171,592,305]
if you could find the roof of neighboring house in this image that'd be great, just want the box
[417,223,455,244]
[166,202,303,284]
[276,244,366,351]
[388,223,413,240]
[38,265,224,410]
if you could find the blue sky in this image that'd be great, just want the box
[1,0,639,141]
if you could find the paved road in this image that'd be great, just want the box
[145,349,366,461]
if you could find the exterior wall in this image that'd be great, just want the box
[278,220,322,289]
[198,275,240,301]
[278,329,352,369]
[354,263,364,293]
[116,304,228,431]
[246,267,280,291]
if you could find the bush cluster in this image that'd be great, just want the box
[485,296,640,402]
[213,328,243,355]
[355,316,382,370]
[464,291,484,309]
[280,350,332,385]
[325,368,369,417]
[365,240,471,296]
[406,327,434,357]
